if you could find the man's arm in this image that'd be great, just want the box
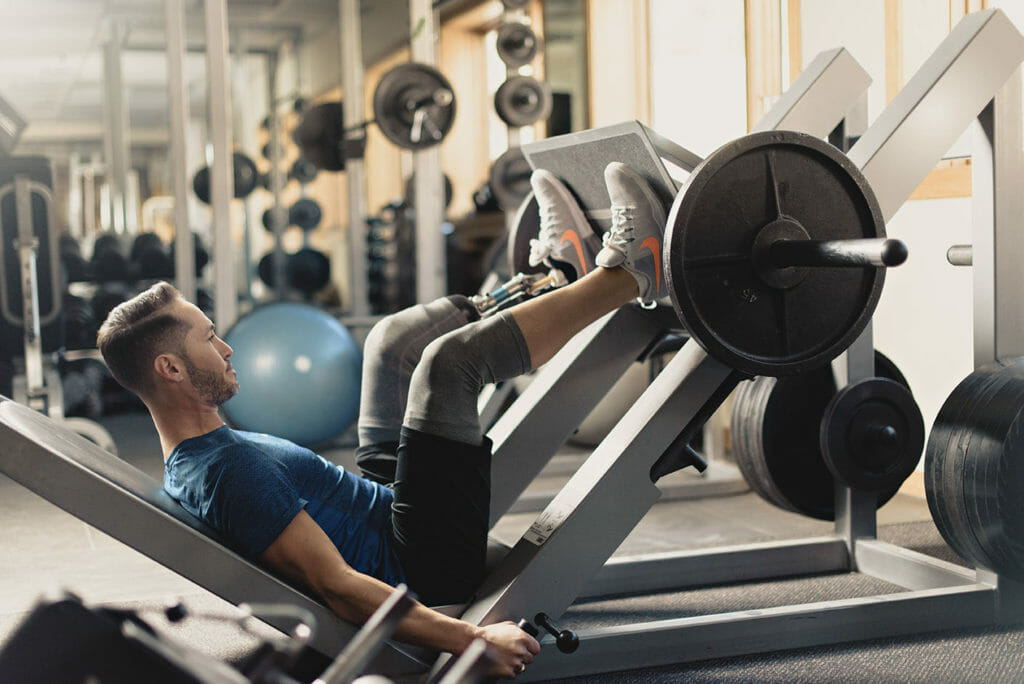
[260,509,539,678]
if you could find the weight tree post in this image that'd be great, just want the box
[340,0,370,316]
[204,0,238,330]
[165,0,196,304]
[410,0,447,303]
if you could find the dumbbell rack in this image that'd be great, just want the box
[448,10,1024,682]
[488,45,873,525]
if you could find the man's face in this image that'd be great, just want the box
[174,300,239,406]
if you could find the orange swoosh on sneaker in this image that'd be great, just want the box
[640,237,662,292]
[560,230,589,275]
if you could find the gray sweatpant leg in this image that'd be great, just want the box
[358,296,475,448]
[404,310,532,445]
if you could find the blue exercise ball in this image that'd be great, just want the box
[222,302,361,446]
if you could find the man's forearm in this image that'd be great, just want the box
[319,570,481,655]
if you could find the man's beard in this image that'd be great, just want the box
[183,357,239,406]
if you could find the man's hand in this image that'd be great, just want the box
[478,621,541,679]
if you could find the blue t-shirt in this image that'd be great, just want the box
[163,426,406,587]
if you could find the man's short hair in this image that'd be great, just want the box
[97,281,191,397]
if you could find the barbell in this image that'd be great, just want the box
[372,63,457,150]
[295,63,458,173]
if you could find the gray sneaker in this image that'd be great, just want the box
[528,169,601,282]
[596,162,668,307]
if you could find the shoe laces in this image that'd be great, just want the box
[529,203,565,261]
[603,205,636,251]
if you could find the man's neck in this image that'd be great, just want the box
[150,403,226,461]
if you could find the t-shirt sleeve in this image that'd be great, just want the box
[205,445,306,556]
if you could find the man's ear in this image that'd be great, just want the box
[153,353,186,383]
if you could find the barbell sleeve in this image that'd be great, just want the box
[769,237,908,268]
[946,244,972,266]
[404,89,453,112]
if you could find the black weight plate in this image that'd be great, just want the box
[262,206,289,233]
[963,360,1024,578]
[496,22,540,67]
[404,173,454,211]
[289,198,323,231]
[192,152,260,203]
[957,368,1015,572]
[501,0,530,8]
[925,366,1004,569]
[233,153,259,198]
[989,366,1024,577]
[373,63,456,150]
[947,365,1013,569]
[289,157,319,184]
[506,191,546,276]
[665,131,886,377]
[820,377,924,492]
[257,252,282,287]
[731,350,904,520]
[955,364,1024,572]
[294,101,346,172]
[494,76,553,128]
[490,148,533,212]
[732,376,793,512]
[286,247,331,294]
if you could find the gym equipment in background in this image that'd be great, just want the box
[0,156,117,453]
[488,148,532,212]
[496,21,541,68]
[257,196,331,298]
[294,62,457,172]
[221,302,361,447]
[192,152,260,204]
[494,76,552,129]
[373,63,456,150]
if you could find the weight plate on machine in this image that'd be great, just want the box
[925,358,1024,580]
[373,63,456,150]
[924,366,992,569]
[494,76,552,128]
[966,367,1024,577]
[820,377,924,492]
[289,198,323,231]
[192,152,259,203]
[731,350,907,520]
[665,131,886,377]
[496,22,540,67]
[489,148,533,212]
[501,0,530,8]
[294,101,346,171]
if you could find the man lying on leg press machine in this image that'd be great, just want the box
[96,162,665,679]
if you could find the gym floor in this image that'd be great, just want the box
[1,408,1022,682]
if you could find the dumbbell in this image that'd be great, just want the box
[90,234,130,282]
